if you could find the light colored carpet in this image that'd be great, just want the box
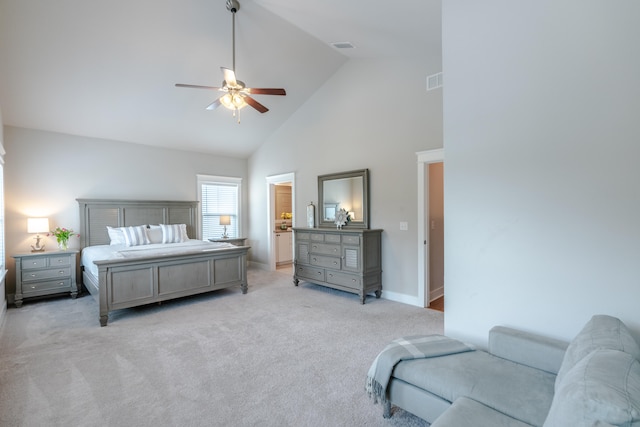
[0,267,442,426]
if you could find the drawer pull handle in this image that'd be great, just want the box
[58,282,64,285]
[58,271,65,275]
[312,245,317,249]
[32,262,38,265]
[30,274,36,277]
[334,248,337,252]
[57,259,64,263]
[312,258,317,262]
[333,261,338,265]
[352,279,356,282]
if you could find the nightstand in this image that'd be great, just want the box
[13,250,79,307]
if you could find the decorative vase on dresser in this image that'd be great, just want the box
[292,227,382,304]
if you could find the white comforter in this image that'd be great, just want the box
[81,240,237,279]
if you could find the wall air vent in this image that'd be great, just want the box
[330,42,355,49]
[427,72,443,91]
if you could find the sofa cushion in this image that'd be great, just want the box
[431,397,535,427]
[556,315,640,391]
[392,350,555,426]
[544,349,640,427]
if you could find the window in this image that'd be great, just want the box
[197,175,241,240]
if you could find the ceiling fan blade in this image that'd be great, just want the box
[205,98,222,110]
[247,88,286,96]
[175,83,221,90]
[221,67,237,87]
[244,95,269,113]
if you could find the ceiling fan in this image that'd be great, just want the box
[175,0,286,123]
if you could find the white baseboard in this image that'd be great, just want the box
[249,261,270,271]
[429,285,444,303]
[380,289,423,308]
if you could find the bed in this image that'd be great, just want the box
[78,199,250,326]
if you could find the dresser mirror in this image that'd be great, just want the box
[318,169,369,229]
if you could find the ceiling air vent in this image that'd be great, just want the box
[331,41,355,49]
[427,72,443,91]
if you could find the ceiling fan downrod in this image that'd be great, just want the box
[226,0,240,73]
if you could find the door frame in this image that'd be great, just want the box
[417,149,444,307]
[266,172,295,271]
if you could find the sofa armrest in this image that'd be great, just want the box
[489,326,569,374]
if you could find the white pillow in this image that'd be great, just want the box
[147,225,163,244]
[160,223,188,243]
[106,226,125,245]
[121,225,150,247]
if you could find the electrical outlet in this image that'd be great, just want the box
[400,221,408,231]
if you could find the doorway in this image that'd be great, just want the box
[266,173,295,272]
[416,149,444,308]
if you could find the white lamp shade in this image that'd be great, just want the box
[219,215,231,226]
[27,218,49,234]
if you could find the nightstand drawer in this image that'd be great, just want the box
[22,267,71,282]
[49,255,71,266]
[22,279,71,294]
[21,258,48,270]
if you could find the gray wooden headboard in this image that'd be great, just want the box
[77,199,199,248]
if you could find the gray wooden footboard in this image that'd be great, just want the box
[93,246,248,326]
[77,199,250,326]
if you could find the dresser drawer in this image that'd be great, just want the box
[325,234,341,243]
[295,265,325,281]
[22,279,71,294]
[296,232,310,241]
[310,233,325,242]
[22,267,71,282]
[326,270,362,290]
[309,242,340,256]
[342,235,360,245]
[310,254,341,269]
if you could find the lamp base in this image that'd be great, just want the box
[31,235,45,252]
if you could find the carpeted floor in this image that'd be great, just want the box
[0,267,442,426]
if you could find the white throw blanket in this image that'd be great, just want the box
[366,335,475,404]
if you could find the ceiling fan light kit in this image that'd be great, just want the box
[175,0,286,123]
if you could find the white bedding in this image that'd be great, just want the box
[81,239,237,280]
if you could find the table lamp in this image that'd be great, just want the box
[219,215,231,239]
[28,217,49,252]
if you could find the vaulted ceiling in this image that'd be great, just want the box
[0,0,441,157]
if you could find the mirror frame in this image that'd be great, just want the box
[318,169,369,229]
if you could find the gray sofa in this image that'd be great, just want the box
[369,315,640,426]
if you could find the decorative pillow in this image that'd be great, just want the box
[160,223,188,243]
[106,226,125,245]
[147,225,163,244]
[121,225,150,247]
[556,315,640,391]
[544,349,640,426]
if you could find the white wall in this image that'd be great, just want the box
[248,57,443,301]
[3,126,247,300]
[442,1,640,345]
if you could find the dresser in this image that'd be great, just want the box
[292,227,382,304]
[13,250,79,307]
